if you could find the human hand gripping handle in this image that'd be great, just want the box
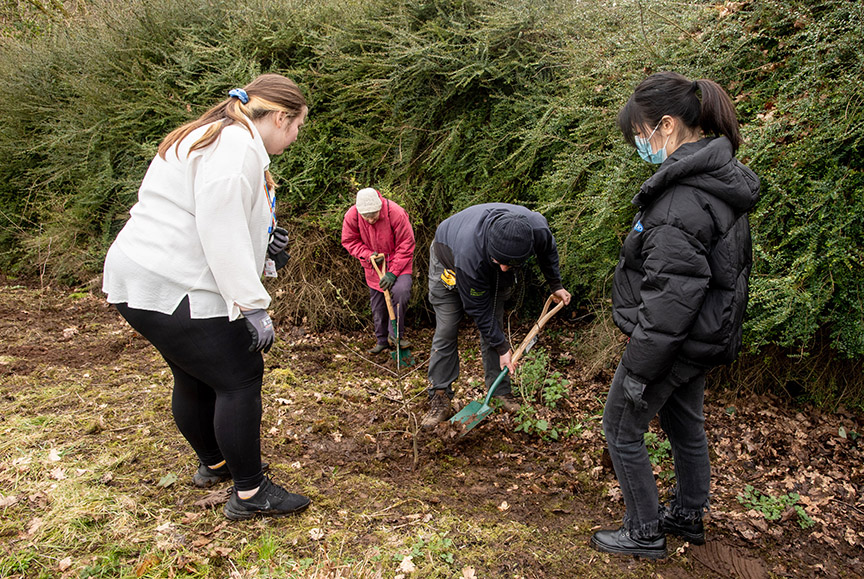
[622,374,648,411]
[369,253,395,290]
[379,272,397,291]
[499,350,515,374]
[551,288,572,305]
[370,252,386,267]
[500,295,566,374]
[242,309,275,353]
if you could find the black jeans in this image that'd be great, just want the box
[115,297,265,491]
[602,359,710,539]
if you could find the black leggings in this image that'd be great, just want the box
[115,297,265,491]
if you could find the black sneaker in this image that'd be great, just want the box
[660,509,705,545]
[192,461,269,488]
[193,463,230,488]
[223,477,311,520]
[590,527,666,560]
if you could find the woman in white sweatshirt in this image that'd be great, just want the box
[103,73,310,520]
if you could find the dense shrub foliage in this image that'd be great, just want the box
[0,0,862,399]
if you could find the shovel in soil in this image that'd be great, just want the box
[450,294,565,436]
[370,257,414,369]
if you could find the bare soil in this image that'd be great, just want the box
[1,284,862,578]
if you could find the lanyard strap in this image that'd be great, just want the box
[264,180,276,234]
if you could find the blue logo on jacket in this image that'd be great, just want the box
[634,220,644,232]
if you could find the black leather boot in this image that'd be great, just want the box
[590,527,667,559]
[660,508,705,545]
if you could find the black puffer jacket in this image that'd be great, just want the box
[612,136,760,384]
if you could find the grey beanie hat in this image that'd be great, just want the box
[356,187,382,214]
[487,213,534,265]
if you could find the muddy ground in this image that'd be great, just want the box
[1,285,862,578]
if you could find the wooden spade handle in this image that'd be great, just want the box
[370,255,396,321]
[511,295,565,364]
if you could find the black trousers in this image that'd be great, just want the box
[115,297,265,491]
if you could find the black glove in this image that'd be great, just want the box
[370,253,386,267]
[268,227,289,257]
[622,374,648,411]
[242,309,275,353]
[271,248,290,271]
[379,271,397,291]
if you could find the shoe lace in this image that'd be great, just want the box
[429,392,449,412]
[260,476,293,501]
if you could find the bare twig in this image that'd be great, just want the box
[359,498,427,519]
[339,340,398,377]
[830,498,864,517]
[410,412,419,470]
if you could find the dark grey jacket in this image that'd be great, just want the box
[432,203,564,355]
[612,137,760,383]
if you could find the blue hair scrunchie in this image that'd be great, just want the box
[228,88,249,104]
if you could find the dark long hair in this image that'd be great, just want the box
[617,71,742,153]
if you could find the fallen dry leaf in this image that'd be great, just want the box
[181,512,203,524]
[200,521,228,537]
[25,517,43,537]
[0,494,19,508]
[462,566,477,579]
[498,501,510,512]
[48,448,62,462]
[155,521,173,533]
[135,554,159,577]
[193,489,231,509]
[397,555,416,574]
[13,456,32,471]
[58,557,72,572]
[309,528,325,540]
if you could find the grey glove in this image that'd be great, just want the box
[622,374,648,411]
[242,309,275,353]
[268,227,289,257]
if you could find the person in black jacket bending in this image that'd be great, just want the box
[422,204,571,428]
[590,72,760,559]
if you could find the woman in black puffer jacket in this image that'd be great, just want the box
[591,72,760,560]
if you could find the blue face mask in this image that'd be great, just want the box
[634,123,670,164]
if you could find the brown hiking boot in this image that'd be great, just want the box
[421,390,453,428]
[492,393,521,414]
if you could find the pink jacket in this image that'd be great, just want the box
[341,192,415,289]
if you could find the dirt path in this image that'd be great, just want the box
[1,285,862,578]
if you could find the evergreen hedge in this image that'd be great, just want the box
[0,0,862,402]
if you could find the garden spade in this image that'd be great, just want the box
[370,257,414,369]
[450,294,565,436]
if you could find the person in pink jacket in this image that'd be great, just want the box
[341,188,416,354]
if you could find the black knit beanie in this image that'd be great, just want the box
[487,213,534,265]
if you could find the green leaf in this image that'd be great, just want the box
[157,473,178,488]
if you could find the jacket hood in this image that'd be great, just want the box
[633,136,760,213]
